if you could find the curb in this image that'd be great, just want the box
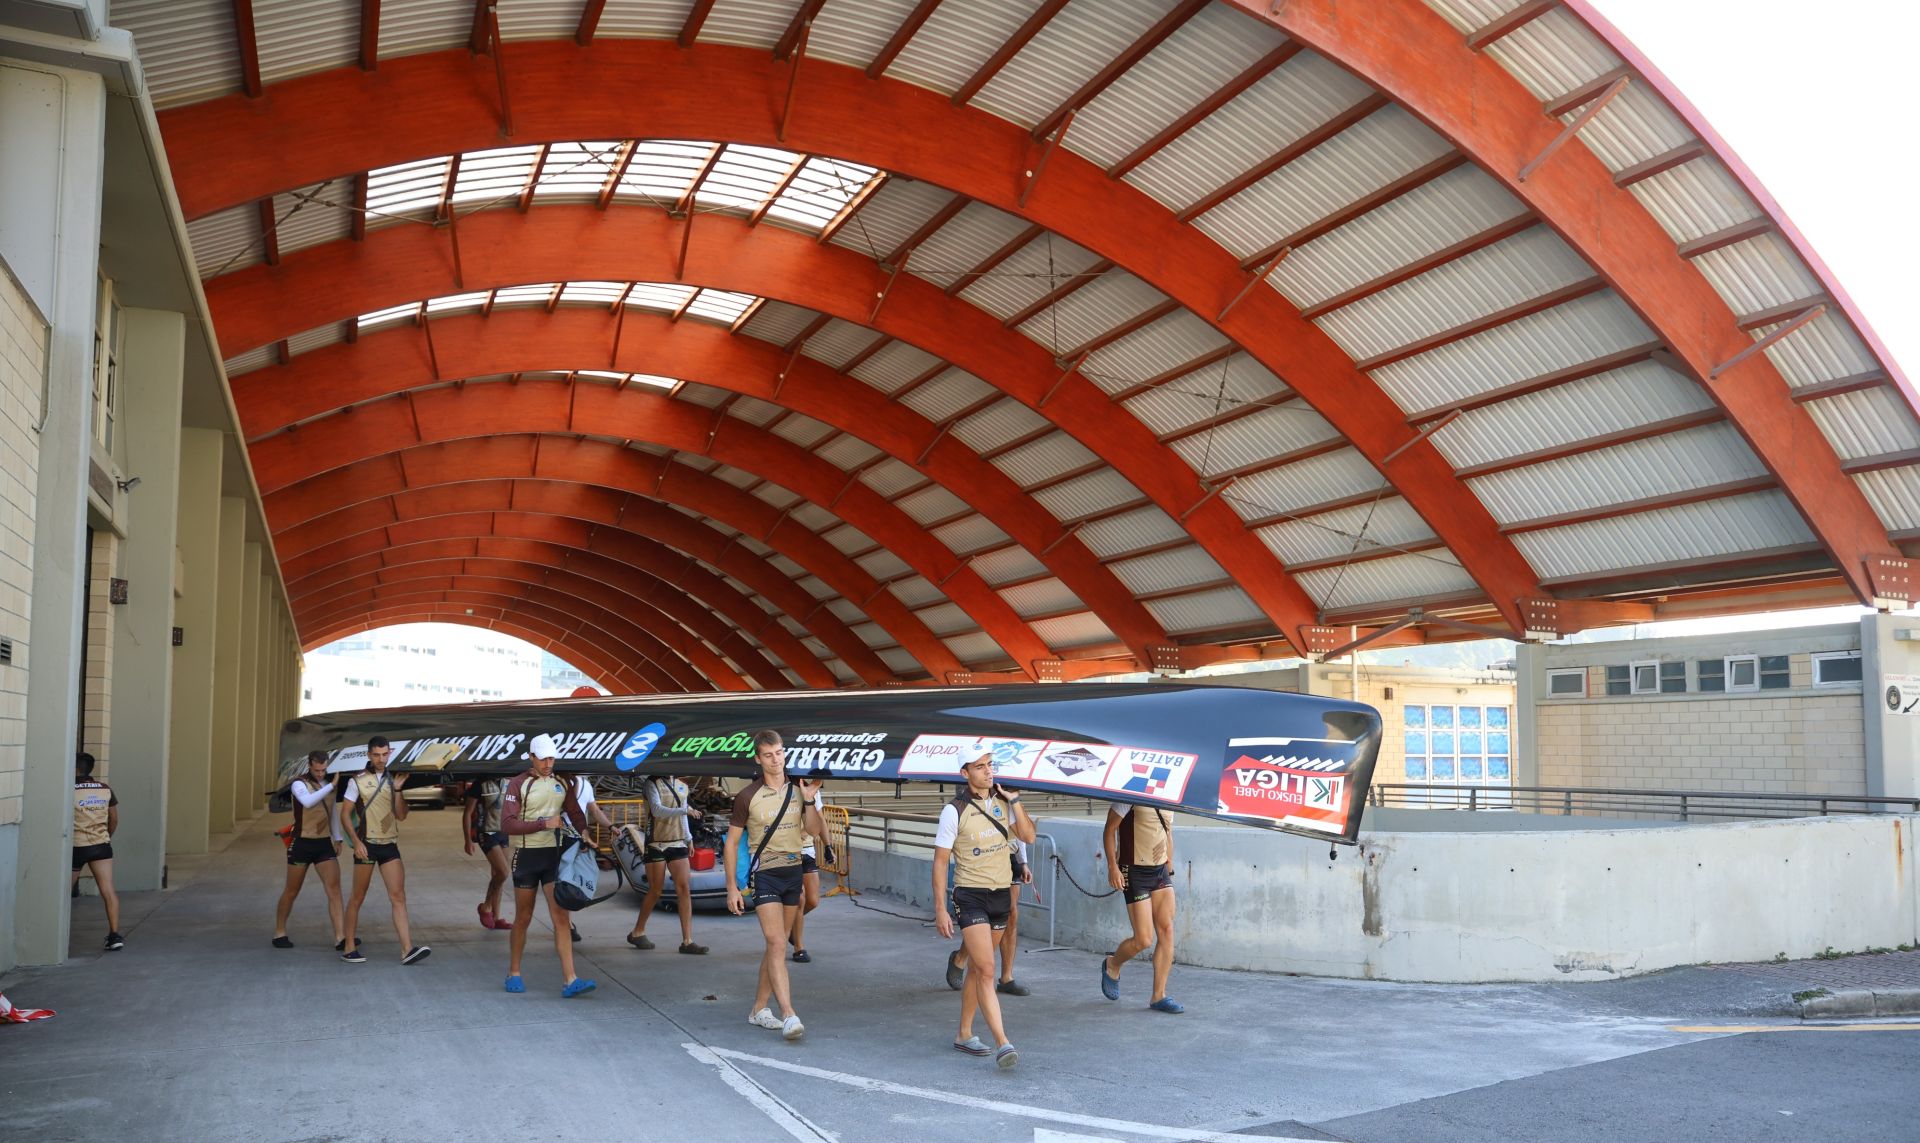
[1797,988,1920,1019]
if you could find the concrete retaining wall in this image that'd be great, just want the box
[847,813,1920,983]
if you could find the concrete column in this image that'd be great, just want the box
[250,572,272,801]
[108,308,184,890]
[11,65,106,967]
[233,542,261,824]
[1514,641,1542,788]
[1860,613,1920,800]
[209,496,244,835]
[166,429,222,855]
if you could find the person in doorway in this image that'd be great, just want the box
[71,753,122,952]
[788,787,831,963]
[338,737,430,965]
[724,731,826,1040]
[934,752,1035,1068]
[272,750,345,949]
[1099,803,1182,1013]
[627,773,707,955]
[501,734,595,997]
[947,837,1033,996]
[464,777,513,931]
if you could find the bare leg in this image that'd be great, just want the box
[1000,901,1020,983]
[1106,897,1155,982]
[377,859,413,952]
[631,861,666,937]
[90,859,120,933]
[508,883,537,975]
[483,848,510,916]
[791,871,820,952]
[547,883,577,984]
[343,862,374,950]
[753,903,799,1018]
[957,924,1010,1047]
[317,857,346,942]
[1149,887,1177,1003]
[668,857,695,944]
[273,863,310,936]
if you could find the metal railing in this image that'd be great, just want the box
[839,805,1066,950]
[1367,783,1920,822]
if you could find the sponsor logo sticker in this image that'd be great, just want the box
[1215,737,1357,834]
[1100,747,1199,803]
[617,722,667,771]
[664,731,756,760]
[900,734,1045,777]
[1029,741,1119,788]
[785,731,890,773]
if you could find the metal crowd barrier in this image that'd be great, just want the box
[837,805,1068,950]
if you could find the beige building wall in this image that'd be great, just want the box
[82,527,117,764]
[0,260,45,830]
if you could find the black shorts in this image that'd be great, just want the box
[71,843,113,871]
[288,837,337,866]
[749,864,804,909]
[1124,862,1173,905]
[478,831,508,853]
[952,886,1013,931]
[800,853,819,875]
[645,843,689,864]
[355,841,402,867]
[512,845,562,888]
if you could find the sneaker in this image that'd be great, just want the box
[627,933,655,950]
[1098,952,1120,1001]
[562,978,597,998]
[995,1043,1020,1069]
[952,1035,991,1057]
[334,938,361,952]
[271,936,294,949]
[996,979,1030,996]
[1149,997,1186,1014]
[402,946,432,965]
[104,932,124,952]
[570,925,582,943]
[781,1014,805,1040]
[945,949,965,991]
[748,1007,784,1030]
[790,948,811,963]
[678,941,708,955]
[341,948,366,964]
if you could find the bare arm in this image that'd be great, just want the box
[932,848,955,939]
[1103,808,1124,890]
[339,787,365,857]
[390,777,409,822]
[107,806,119,837]
[462,791,480,855]
[723,824,746,914]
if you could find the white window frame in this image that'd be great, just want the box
[1811,650,1863,687]
[1546,668,1587,697]
[1725,654,1760,692]
[1630,660,1659,695]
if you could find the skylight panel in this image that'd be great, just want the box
[765,156,880,230]
[365,156,451,219]
[450,145,542,209]
[531,141,627,201]
[492,282,559,306]
[685,288,757,325]
[424,291,489,314]
[559,281,629,306]
[357,300,421,331]
[625,282,699,313]
[616,140,715,204]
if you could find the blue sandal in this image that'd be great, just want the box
[562,977,597,998]
[1099,953,1120,1001]
[1149,996,1185,1014]
[503,974,525,993]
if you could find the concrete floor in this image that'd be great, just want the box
[4,808,1916,1142]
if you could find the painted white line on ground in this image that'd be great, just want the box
[1671,1023,1920,1034]
[1034,1128,1128,1142]
[707,1045,1334,1143]
[682,1042,841,1142]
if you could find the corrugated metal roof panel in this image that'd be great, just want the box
[1273,165,1526,311]
[904,202,1033,293]
[960,233,1104,325]
[1109,546,1226,595]
[753,483,803,510]
[859,458,925,498]
[1802,387,1920,461]
[1194,105,1455,263]
[1429,360,1714,470]
[1855,466,1920,532]
[1166,406,1340,480]
[738,299,817,346]
[254,0,358,86]
[997,576,1083,618]
[883,0,1040,97]
[850,340,943,393]
[806,0,918,68]
[377,0,471,59]
[877,647,923,674]
[852,547,912,581]
[896,484,971,527]
[1482,6,1618,102]
[910,602,973,638]
[1296,549,1478,611]
[827,177,957,262]
[272,180,355,256]
[713,465,761,490]
[671,379,729,408]
[971,0,1166,131]
[1757,311,1878,390]
[1117,357,1289,435]
[1144,585,1265,634]
[287,322,346,357]
[496,0,578,39]
[1314,226,1594,362]
[1624,158,1762,246]
[1229,448,1381,517]
[696,0,803,49]
[786,499,837,530]
[1514,490,1815,580]
[1569,82,1692,175]
[1691,231,1821,316]
[1013,271,1169,359]
[768,555,807,581]
[1468,422,1766,525]
[992,432,1101,487]
[1029,468,1141,520]
[899,368,999,423]
[943,631,1009,666]
[814,434,883,470]
[1029,611,1117,650]
[1369,291,1652,413]
[953,398,1052,454]
[1126,49,1371,215]
[595,0,697,40]
[224,345,276,377]
[850,619,890,648]
[1422,0,1505,34]
[932,515,1011,555]
[1081,310,1232,396]
[973,544,1051,586]
[188,205,263,279]
[727,396,785,427]
[801,320,884,371]
[1256,496,1435,567]
[888,575,945,610]
[1079,505,1185,558]
[116,0,243,107]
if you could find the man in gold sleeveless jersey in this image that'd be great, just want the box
[272,750,345,949]
[934,752,1036,1068]
[71,752,122,952]
[725,730,826,1040]
[1099,803,1183,1013]
[338,736,430,965]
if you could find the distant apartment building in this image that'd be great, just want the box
[302,623,602,714]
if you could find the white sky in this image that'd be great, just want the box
[1588,0,1919,381]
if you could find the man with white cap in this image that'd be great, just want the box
[500,733,595,998]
